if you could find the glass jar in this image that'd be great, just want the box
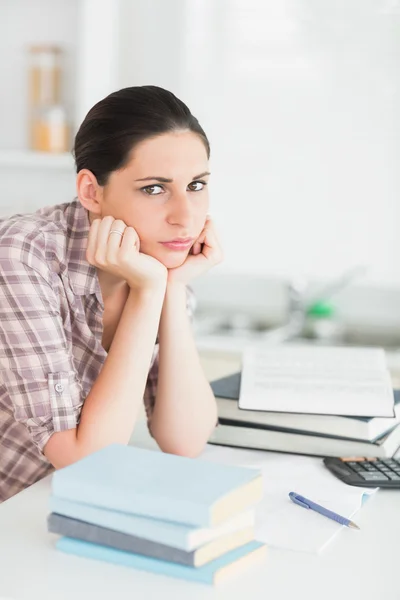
[32,105,69,153]
[27,45,68,152]
[28,45,61,106]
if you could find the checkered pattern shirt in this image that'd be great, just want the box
[0,200,194,503]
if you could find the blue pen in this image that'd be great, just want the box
[289,492,360,529]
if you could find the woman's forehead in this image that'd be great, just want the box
[125,132,209,176]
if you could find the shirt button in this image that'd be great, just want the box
[55,383,64,394]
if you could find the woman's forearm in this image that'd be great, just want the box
[77,285,165,449]
[45,284,166,467]
[150,282,218,456]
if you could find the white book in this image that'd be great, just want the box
[239,345,395,418]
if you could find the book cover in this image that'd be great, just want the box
[55,536,266,585]
[48,495,255,551]
[208,419,400,458]
[51,444,262,527]
[211,373,400,442]
[48,513,254,567]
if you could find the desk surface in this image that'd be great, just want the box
[1,350,399,600]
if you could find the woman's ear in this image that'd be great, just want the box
[76,169,103,216]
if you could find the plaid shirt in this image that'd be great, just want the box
[0,200,194,503]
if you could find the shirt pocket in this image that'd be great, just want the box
[48,371,84,433]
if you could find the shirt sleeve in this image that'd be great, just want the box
[0,238,84,454]
[143,285,196,430]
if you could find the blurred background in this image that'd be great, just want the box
[1,0,400,366]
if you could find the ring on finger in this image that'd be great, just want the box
[109,229,124,238]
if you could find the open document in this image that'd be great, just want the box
[238,345,395,418]
[201,445,377,554]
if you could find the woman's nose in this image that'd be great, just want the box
[167,192,193,228]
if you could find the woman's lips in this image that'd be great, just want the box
[160,239,193,251]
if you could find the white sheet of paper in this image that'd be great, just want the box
[201,444,377,554]
[239,345,394,417]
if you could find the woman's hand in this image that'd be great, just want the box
[86,216,167,291]
[167,217,223,285]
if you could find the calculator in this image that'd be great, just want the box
[323,457,400,488]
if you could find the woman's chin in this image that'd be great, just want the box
[160,253,188,269]
[141,245,189,269]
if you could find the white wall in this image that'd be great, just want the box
[119,0,400,286]
[0,0,79,150]
[1,0,399,287]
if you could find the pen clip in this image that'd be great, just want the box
[289,492,310,509]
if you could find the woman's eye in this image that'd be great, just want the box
[142,185,163,195]
[188,181,206,192]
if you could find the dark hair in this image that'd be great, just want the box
[73,85,210,186]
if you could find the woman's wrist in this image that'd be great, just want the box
[127,280,167,305]
[164,280,187,303]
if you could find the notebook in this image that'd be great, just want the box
[55,537,267,585]
[200,445,377,554]
[51,444,262,527]
[209,419,400,458]
[211,373,400,442]
[48,496,255,551]
[48,513,254,567]
[239,345,395,417]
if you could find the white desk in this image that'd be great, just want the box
[1,350,400,600]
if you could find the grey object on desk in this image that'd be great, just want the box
[47,513,253,567]
[210,372,241,400]
[48,513,198,565]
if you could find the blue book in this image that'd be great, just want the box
[49,496,255,551]
[51,444,262,527]
[55,536,266,585]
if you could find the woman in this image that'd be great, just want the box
[0,85,222,502]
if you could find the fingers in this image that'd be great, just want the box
[86,218,100,265]
[200,218,224,264]
[106,219,127,257]
[87,216,130,267]
[121,226,140,253]
[192,241,202,255]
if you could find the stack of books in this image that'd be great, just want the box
[209,346,400,458]
[48,444,267,585]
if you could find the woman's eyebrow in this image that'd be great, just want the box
[135,172,211,183]
[135,176,173,183]
[193,171,211,180]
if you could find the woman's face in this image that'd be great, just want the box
[99,130,210,269]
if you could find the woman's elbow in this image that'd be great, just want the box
[158,440,206,458]
[154,426,215,458]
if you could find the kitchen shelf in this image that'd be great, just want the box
[0,150,74,169]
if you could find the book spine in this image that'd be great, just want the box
[48,496,191,550]
[48,514,195,566]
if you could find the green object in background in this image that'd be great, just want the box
[306,300,336,318]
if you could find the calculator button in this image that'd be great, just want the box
[359,472,389,481]
[387,473,400,480]
[347,463,364,472]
